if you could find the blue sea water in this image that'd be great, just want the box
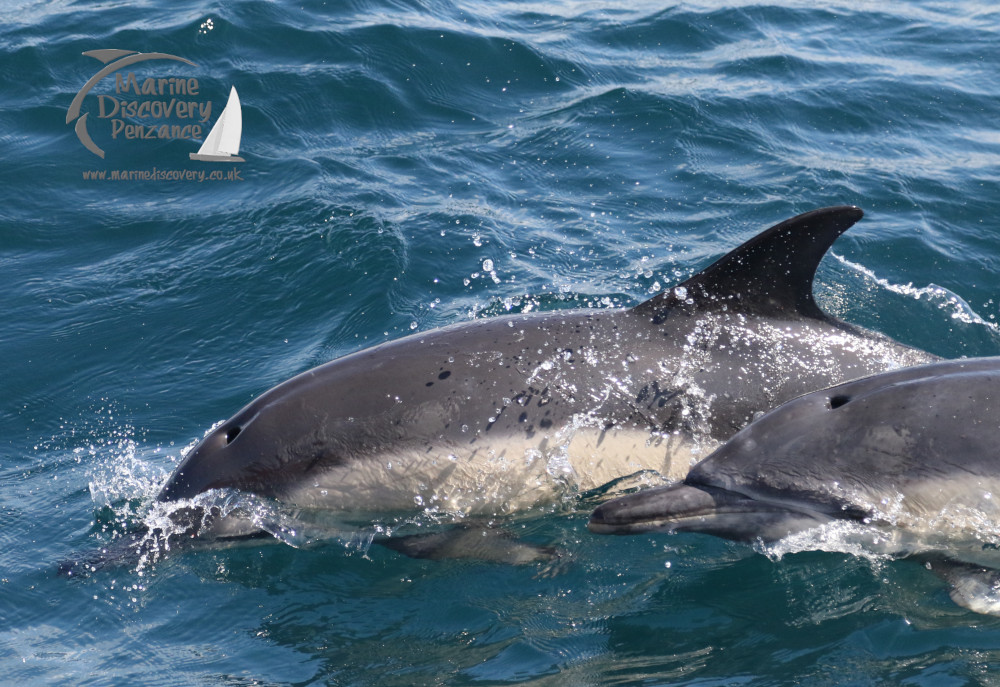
[4,0,1000,683]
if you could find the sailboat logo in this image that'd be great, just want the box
[190,86,245,162]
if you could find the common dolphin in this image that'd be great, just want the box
[588,357,1000,614]
[65,206,936,571]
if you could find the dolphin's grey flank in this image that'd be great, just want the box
[83,207,938,567]
[589,357,1000,613]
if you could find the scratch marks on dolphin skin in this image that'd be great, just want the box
[635,380,683,411]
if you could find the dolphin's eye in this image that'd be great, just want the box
[829,395,851,409]
[225,426,242,444]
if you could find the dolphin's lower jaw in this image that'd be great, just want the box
[588,483,831,541]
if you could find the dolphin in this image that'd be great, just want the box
[588,357,1000,614]
[64,206,936,572]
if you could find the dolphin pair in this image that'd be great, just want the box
[589,357,1000,614]
[64,206,935,572]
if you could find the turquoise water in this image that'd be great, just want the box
[4,0,1000,683]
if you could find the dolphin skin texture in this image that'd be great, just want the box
[589,358,1000,614]
[65,206,935,572]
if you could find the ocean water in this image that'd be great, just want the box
[4,0,1000,684]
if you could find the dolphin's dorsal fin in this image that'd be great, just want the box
[632,206,863,322]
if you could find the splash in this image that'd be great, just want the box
[756,496,1000,574]
[756,520,900,566]
[70,420,310,575]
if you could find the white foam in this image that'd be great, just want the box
[833,253,999,332]
[756,519,899,565]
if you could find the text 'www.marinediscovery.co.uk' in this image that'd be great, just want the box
[81,167,243,182]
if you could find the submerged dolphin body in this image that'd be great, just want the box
[589,358,1000,614]
[69,207,936,571]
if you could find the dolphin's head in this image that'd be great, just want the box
[587,362,907,539]
[588,368,888,539]
[159,403,286,502]
[158,374,354,503]
[587,378,857,540]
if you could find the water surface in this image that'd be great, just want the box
[4,0,1000,683]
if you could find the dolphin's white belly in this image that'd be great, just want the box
[286,424,716,516]
[849,475,1000,544]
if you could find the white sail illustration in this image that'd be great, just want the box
[190,86,245,162]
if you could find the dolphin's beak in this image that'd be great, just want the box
[588,483,730,534]
[588,483,830,542]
